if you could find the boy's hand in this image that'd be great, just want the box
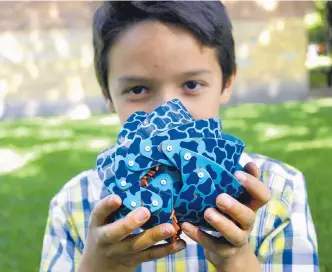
[182,162,271,272]
[79,195,186,272]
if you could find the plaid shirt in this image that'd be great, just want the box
[40,152,319,272]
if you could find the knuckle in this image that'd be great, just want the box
[210,242,219,254]
[232,234,246,247]
[246,217,256,231]
[118,257,136,268]
[257,169,262,179]
[219,247,237,259]
[91,201,101,213]
[169,245,178,254]
[250,209,257,222]
[262,186,272,203]
[146,250,156,260]
[203,248,209,258]
[244,209,256,229]
[87,218,95,230]
[204,250,213,262]
[122,220,134,234]
[141,250,156,262]
[101,227,113,244]
[169,242,181,254]
[105,246,114,257]
[90,210,100,225]
[261,194,271,206]
[92,200,103,215]
[125,257,137,267]
[265,190,272,203]
[235,204,246,220]
[95,231,106,246]
[129,236,141,252]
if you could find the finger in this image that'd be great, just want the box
[216,193,256,230]
[99,207,150,244]
[234,171,271,211]
[244,162,260,179]
[182,223,236,257]
[108,223,176,255]
[135,240,186,263]
[204,208,248,247]
[89,195,122,227]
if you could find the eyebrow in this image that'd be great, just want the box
[116,69,212,84]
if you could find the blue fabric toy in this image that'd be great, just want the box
[96,99,246,241]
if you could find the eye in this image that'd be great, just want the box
[183,81,203,93]
[123,86,148,99]
[129,86,147,95]
[123,86,149,101]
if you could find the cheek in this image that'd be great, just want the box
[113,100,138,124]
[181,95,221,120]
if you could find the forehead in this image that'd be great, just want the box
[108,21,220,81]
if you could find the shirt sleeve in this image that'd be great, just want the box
[254,171,319,272]
[40,199,83,272]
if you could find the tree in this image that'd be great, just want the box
[327,1,332,27]
[306,0,329,44]
[326,1,332,86]
[327,1,332,48]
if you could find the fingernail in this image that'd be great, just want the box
[181,223,190,233]
[205,210,217,222]
[163,224,174,236]
[176,241,186,250]
[234,171,247,185]
[109,195,120,206]
[218,194,233,209]
[134,208,149,222]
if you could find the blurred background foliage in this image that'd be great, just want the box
[306,0,332,89]
[306,0,328,43]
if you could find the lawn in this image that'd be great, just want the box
[0,98,331,271]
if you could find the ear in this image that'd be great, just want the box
[101,89,115,112]
[219,68,237,105]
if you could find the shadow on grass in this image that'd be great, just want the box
[0,149,100,272]
[0,98,331,271]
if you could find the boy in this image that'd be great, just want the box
[40,1,319,271]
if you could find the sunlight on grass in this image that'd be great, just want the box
[0,138,113,175]
[87,139,112,150]
[0,149,33,174]
[254,124,309,141]
[45,118,66,126]
[301,102,321,114]
[99,114,120,125]
[0,127,74,140]
[286,138,332,151]
[0,127,31,138]
[315,98,332,107]
[222,119,248,131]
[11,164,41,179]
[221,104,263,119]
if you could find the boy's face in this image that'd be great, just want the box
[106,21,235,124]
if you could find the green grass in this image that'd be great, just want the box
[1,98,331,271]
